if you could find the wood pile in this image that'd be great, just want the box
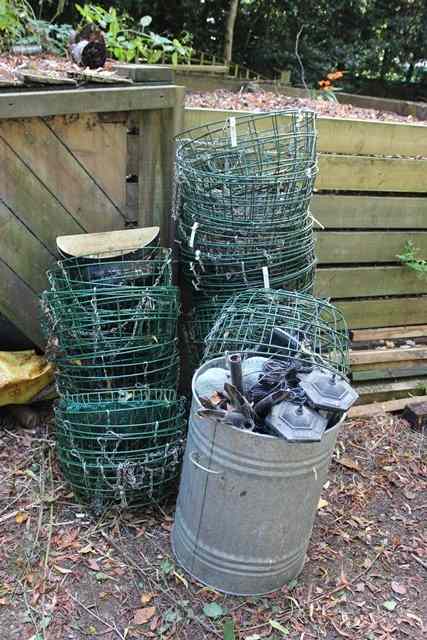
[348,325,427,417]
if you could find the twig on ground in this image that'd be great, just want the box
[68,592,126,640]
[411,553,427,570]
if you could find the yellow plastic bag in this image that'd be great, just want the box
[0,350,54,407]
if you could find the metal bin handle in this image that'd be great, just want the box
[189,451,220,475]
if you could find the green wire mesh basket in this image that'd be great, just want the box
[203,289,350,376]
[181,249,316,295]
[41,286,180,353]
[177,109,317,175]
[176,110,317,228]
[55,388,186,510]
[182,297,227,371]
[55,344,180,394]
[48,246,172,292]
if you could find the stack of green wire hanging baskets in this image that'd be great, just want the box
[41,247,186,511]
[175,109,318,368]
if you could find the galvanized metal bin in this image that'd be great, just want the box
[172,356,343,595]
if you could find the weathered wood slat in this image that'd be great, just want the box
[336,297,427,329]
[138,96,183,247]
[317,155,427,193]
[353,366,427,382]
[0,259,43,347]
[49,114,127,211]
[312,195,427,230]
[351,325,427,342]
[349,395,427,418]
[0,118,126,232]
[315,231,427,263]
[0,85,178,118]
[354,378,427,403]
[351,345,427,368]
[139,109,162,230]
[315,266,427,298]
[114,63,175,84]
[184,108,427,157]
[0,200,53,291]
[0,137,84,248]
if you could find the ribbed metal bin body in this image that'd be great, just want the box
[172,357,342,595]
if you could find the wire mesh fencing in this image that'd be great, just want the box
[41,248,186,511]
[176,110,319,372]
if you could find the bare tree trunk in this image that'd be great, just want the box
[224,0,240,66]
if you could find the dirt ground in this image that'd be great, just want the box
[0,410,425,640]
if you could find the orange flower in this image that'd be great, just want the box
[318,79,331,88]
[327,70,344,81]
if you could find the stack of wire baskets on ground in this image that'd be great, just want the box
[175,109,318,369]
[41,247,186,510]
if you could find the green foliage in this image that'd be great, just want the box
[16,19,73,53]
[269,619,290,635]
[159,558,175,575]
[0,0,72,53]
[0,0,35,50]
[75,3,192,64]
[223,619,235,640]
[317,89,338,103]
[397,241,427,278]
[203,602,225,619]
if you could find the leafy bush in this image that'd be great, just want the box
[0,0,35,50]
[75,4,192,64]
[397,241,427,278]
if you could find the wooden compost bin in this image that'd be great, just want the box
[184,108,427,406]
[0,81,184,348]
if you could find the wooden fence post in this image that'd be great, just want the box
[138,86,185,248]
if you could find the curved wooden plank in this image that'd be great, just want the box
[57,227,159,258]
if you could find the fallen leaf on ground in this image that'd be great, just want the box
[15,511,28,524]
[203,602,225,619]
[270,619,289,635]
[391,581,407,595]
[150,615,160,631]
[403,489,416,500]
[173,570,188,588]
[134,606,156,625]
[337,456,360,472]
[87,558,101,571]
[95,572,112,582]
[383,600,397,612]
[79,544,93,554]
[54,565,72,575]
[140,592,153,605]
[57,528,79,549]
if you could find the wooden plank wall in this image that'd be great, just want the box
[184,108,427,330]
[0,113,127,345]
